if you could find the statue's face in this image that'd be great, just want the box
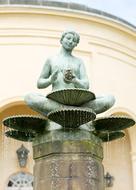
[61,33,78,51]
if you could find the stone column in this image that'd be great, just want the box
[130,151,136,190]
[33,128,104,190]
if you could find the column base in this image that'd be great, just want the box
[33,129,104,190]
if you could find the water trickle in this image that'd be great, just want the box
[67,162,73,190]
[1,124,5,176]
[50,159,60,190]
[85,158,97,189]
[119,132,127,158]
[106,131,111,161]
[104,133,110,163]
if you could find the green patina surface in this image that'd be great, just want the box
[33,129,103,160]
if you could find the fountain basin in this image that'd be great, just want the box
[93,116,135,132]
[47,88,95,106]
[48,108,96,128]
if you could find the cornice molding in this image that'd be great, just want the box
[0,5,135,36]
[0,1,135,31]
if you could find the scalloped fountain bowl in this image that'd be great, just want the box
[3,115,48,142]
[3,115,47,133]
[93,131,125,142]
[91,115,135,142]
[93,116,135,132]
[5,130,36,142]
[47,88,95,106]
[48,107,96,129]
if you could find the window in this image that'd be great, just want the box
[7,172,33,190]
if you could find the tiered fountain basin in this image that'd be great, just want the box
[3,89,135,190]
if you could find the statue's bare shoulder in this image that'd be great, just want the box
[73,55,85,67]
[46,55,62,66]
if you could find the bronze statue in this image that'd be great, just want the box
[3,30,135,190]
[25,31,115,116]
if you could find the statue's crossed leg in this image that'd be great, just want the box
[25,93,115,116]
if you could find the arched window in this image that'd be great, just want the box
[7,172,33,190]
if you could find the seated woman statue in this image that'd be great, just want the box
[25,30,115,116]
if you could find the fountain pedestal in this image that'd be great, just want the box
[3,114,135,190]
[33,129,104,190]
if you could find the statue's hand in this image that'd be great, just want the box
[71,77,78,84]
[50,70,59,83]
[71,77,82,87]
[63,69,75,83]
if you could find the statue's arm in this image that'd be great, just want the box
[73,60,89,89]
[37,59,52,89]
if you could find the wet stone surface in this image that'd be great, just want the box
[34,154,104,190]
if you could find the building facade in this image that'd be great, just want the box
[0,1,136,189]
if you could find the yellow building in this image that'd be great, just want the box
[0,1,136,190]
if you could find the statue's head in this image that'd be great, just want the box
[60,30,80,50]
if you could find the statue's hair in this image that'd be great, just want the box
[60,30,80,44]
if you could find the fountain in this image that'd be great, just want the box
[3,30,135,190]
